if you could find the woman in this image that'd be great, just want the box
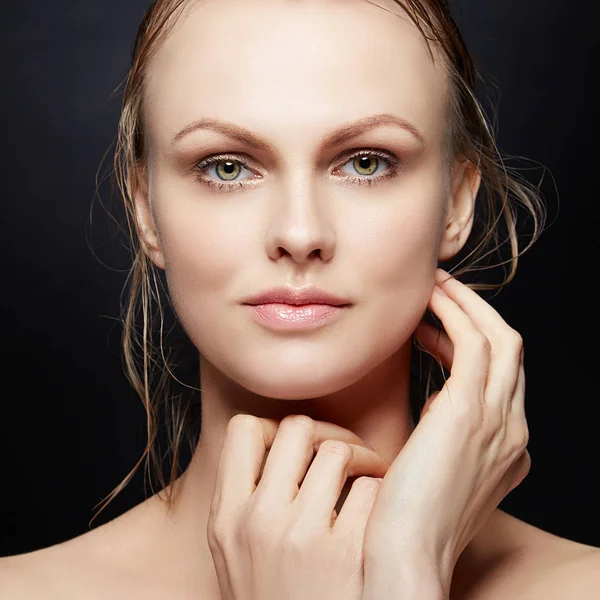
[1,0,598,597]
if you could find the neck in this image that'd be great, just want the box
[149,340,417,593]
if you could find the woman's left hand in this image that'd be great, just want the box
[361,268,531,599]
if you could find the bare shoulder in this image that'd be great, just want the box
[452,509,600,600]
[0,496,167,599]
[0,544,66,599]
[516,546,600,599]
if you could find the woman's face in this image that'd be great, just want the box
[136,0,474,399]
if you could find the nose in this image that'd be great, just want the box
[265,180,336,265]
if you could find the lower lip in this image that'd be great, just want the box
[246,303,348,330]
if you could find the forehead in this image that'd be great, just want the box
[143,0,449,156]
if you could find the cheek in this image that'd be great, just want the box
[152,175,252,282]
[353,194,444,290]
[162,216,233,300]
[148,180,254,344]
[349,190,445,340]
[145,169,446,398]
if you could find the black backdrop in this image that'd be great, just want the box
[1,0,599,557]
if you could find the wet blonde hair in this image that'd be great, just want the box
[90,0,547,525]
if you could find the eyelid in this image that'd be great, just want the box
[194,147,399,178]
[335,148,399,172]
[195,152,256,172]
[192,148,402,193]
[335,147,399,170]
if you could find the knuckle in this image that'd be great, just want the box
[207,513,230,547]
[319,439,352,459]
[506,415,529,452]
[283,524,315,555]
[508,328,524,350]
[508,454,531,492]
[512,424,530,455]
[503,418,529,465]
[500,327,523,357]
[478,334,492,355]
[520,450,532,478]
[281,413,315,432]
[514,450,531,486]
[465,331,491,356]
[354,476,382,491]
[519,419,530,447]
[523,428,530,449]
[244,504,276,546]
[513,339,524,360]
[227,413,260,436]
[502,435,528,465]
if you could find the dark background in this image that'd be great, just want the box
[1,0,599,557]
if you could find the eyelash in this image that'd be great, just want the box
[192,148,401,193]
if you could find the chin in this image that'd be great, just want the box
[237,378,352,401]
[227,354,375,401]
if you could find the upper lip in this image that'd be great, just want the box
[243,287,351,306]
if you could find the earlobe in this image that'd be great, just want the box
[131,164,166,270]
[437,158,481,263]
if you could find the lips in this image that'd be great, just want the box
[242,286,351,331]
[246,302,347,330]
[243,286,351,307]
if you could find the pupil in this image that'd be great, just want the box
[359,156,371,168]
[224,161,235,173]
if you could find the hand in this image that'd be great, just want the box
[361,268,531,599]
[207,413,391,600]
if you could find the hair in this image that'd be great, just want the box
[89,0,548,526]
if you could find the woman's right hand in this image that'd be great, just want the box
[207,413,391,600]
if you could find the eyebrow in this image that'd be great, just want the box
[171,113,426,151]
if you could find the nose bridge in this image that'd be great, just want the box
[265,169,336,264]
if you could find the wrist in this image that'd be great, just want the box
[362,559,448,600]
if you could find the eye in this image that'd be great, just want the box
[193,154,255,191]
[193,148,401,192]
[334,149,400,186]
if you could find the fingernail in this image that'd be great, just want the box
[433,285,448,296]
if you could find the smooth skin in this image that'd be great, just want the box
[1,0,599,598]
[362,269,531,599]
[206,269,531,600]
[207,415,388,600]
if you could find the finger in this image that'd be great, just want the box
[414,320,454,370]
[436,269,522,401]
[210,414,278,515]
[495,448,531,500]
[220,415,387,508]
[428,282,490,392]
[333,476,382,535]
[509,360,526,416]
[292,440,389,527]
[435,269,510,339]
[505,360,527,448]
[482,346,523,419]
[508,449,532,492]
